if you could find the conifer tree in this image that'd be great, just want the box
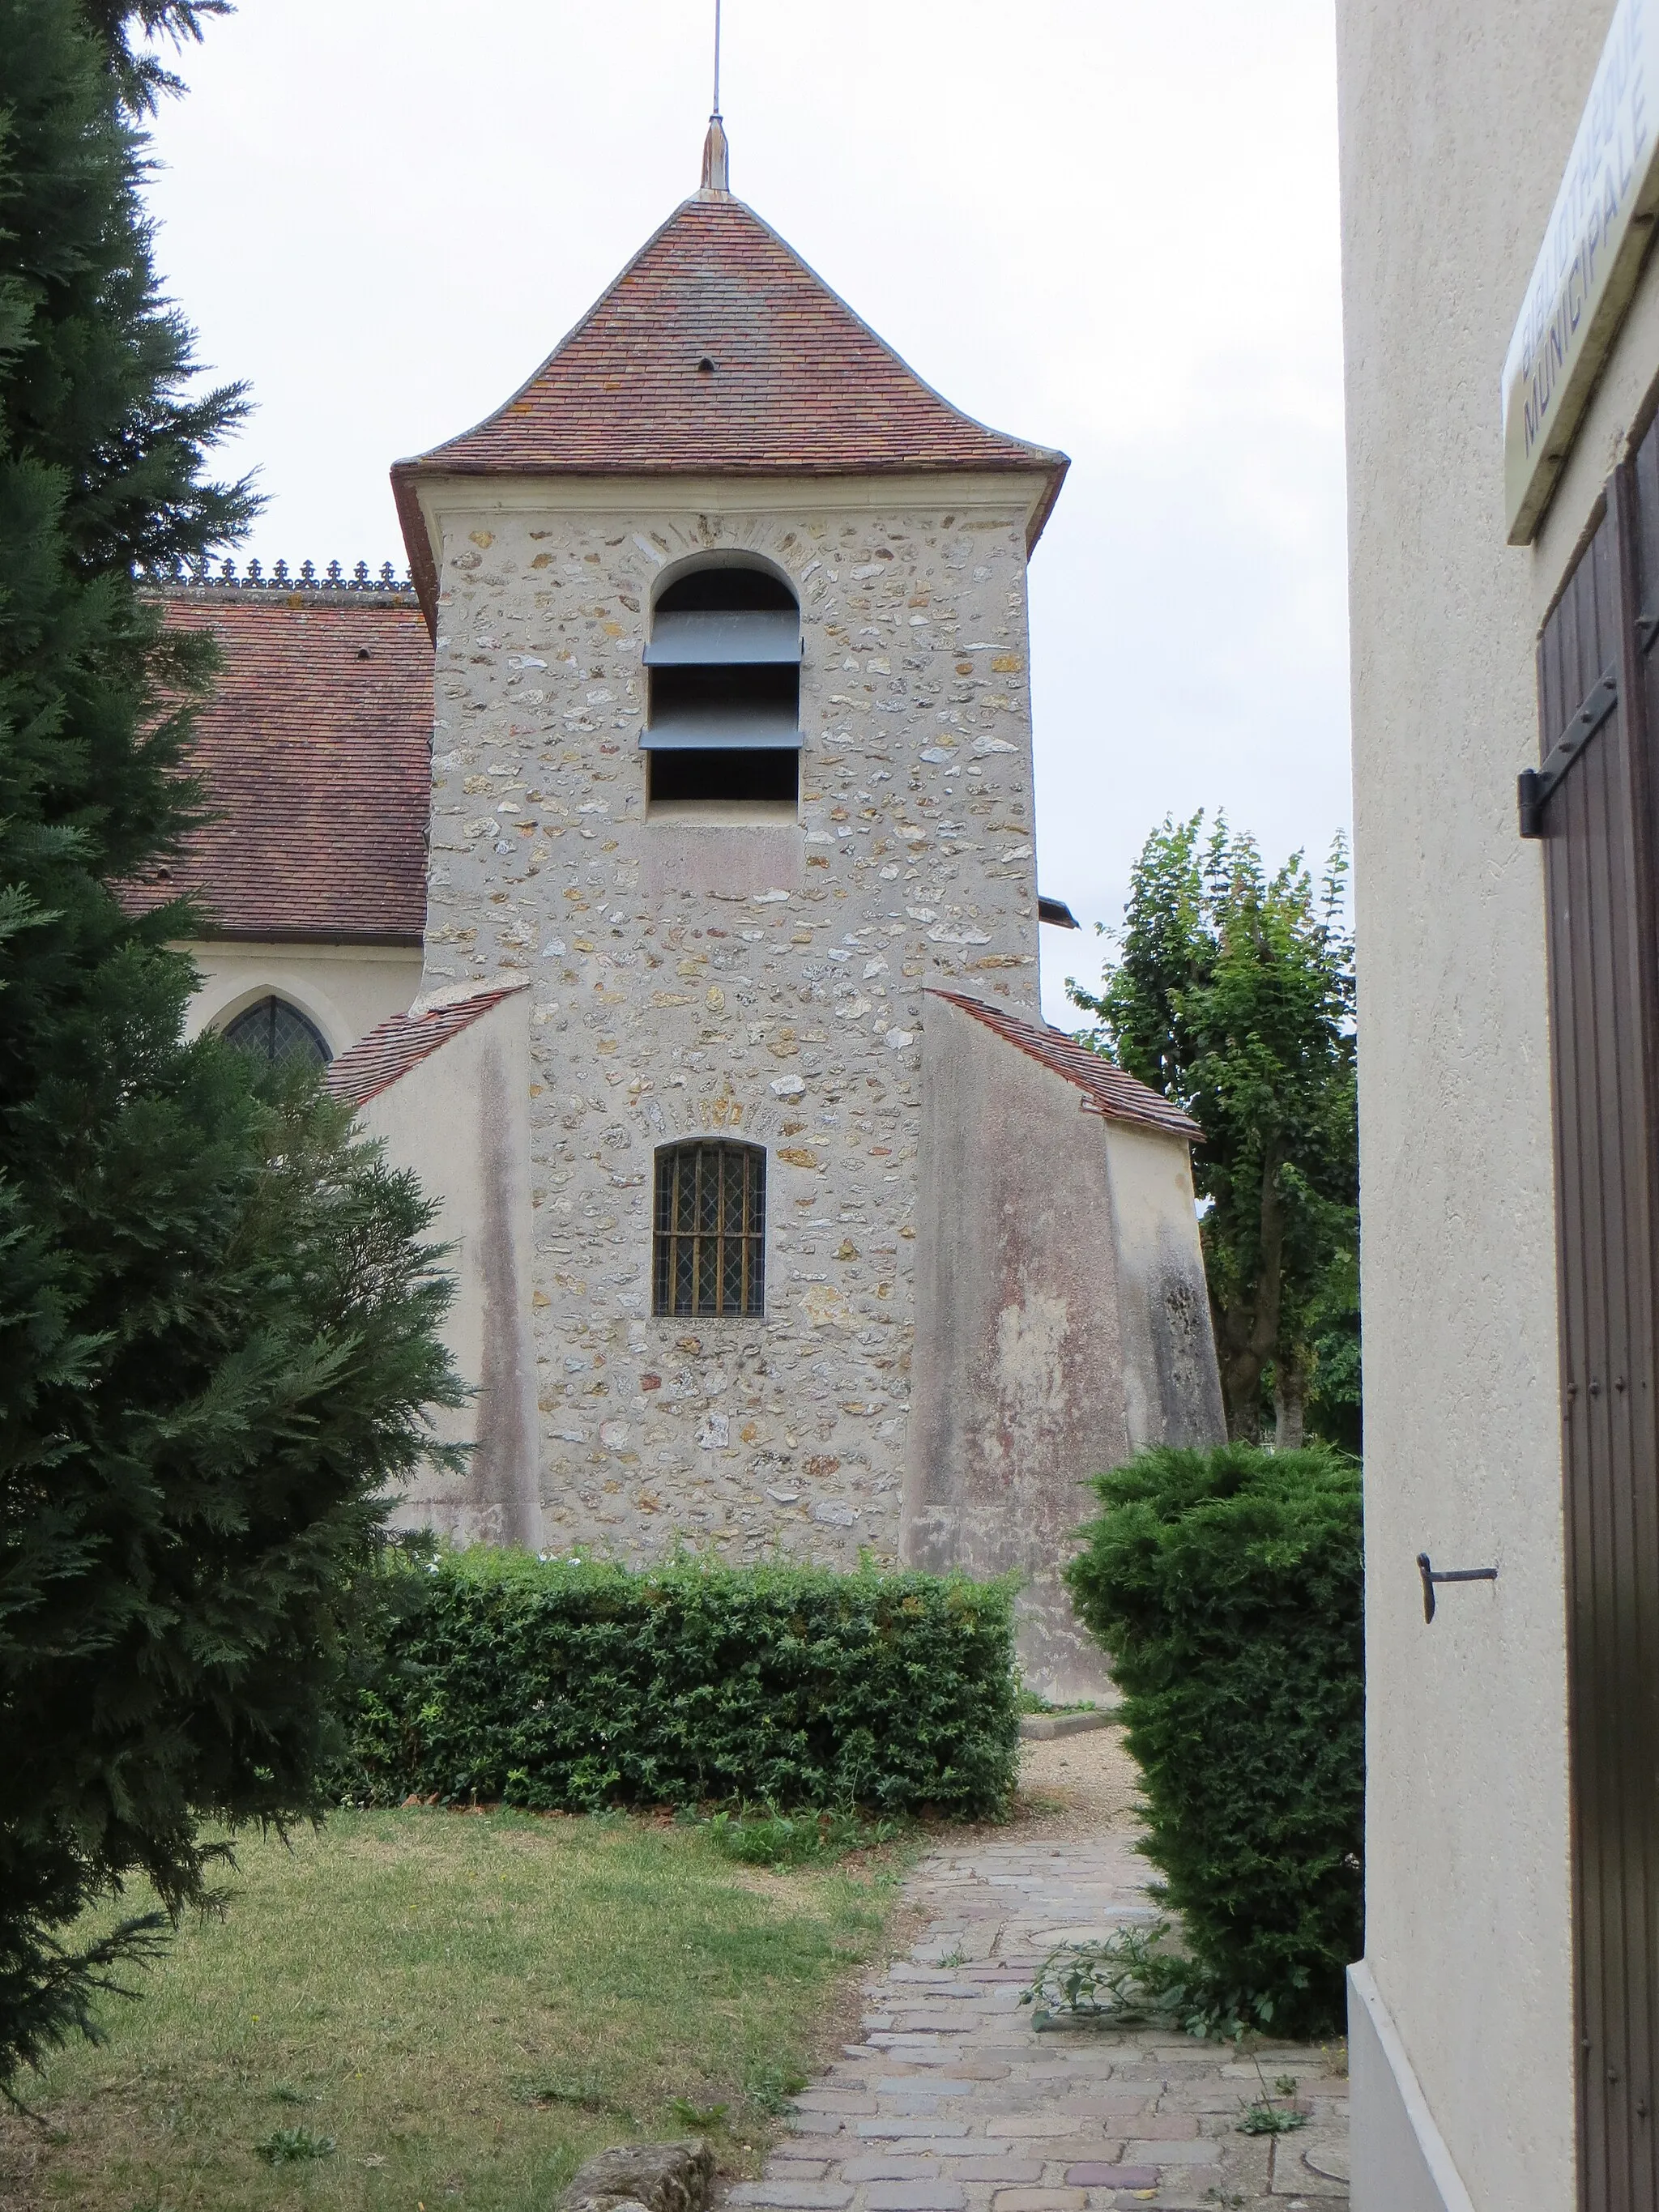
[0,0,462,2088]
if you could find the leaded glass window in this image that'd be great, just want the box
[221,995,331,1070]
[652,1141,766,1317]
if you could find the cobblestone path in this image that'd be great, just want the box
[733,1815,1350,2212]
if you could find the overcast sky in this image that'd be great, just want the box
[141,1,1350,1026]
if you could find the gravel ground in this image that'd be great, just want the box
[1016,1721,1145,1839]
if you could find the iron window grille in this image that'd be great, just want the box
[653,1140,766,1317]
[221,995,331,1069]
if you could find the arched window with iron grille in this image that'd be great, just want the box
[220,995,331,1070]
[652,1140,766,1316]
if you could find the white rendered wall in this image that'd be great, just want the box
[902,996,1222,1700]
[359,984,542,1550]
[180,939,423,1060]
[1098,1120,1226,1459]
[414,472,1046,1565]
[1336,2,1629,2205]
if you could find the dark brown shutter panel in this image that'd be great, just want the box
[1538,453,1659,2212]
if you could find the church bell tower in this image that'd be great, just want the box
[392,116,1068,1569]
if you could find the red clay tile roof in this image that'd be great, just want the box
[931,991,1205,1143]
[324,984,522,1110]
[393,192,1068,625]
[121,588,433,944]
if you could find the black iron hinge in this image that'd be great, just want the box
[1418,1553,1499,1623]
[1520,670,1619,837]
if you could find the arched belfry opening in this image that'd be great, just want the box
[642,562,800,811]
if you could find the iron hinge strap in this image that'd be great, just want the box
[1519,669,1619,837]
[1417,1553,1499,1623]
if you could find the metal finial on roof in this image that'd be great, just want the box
[701,114,730,194]
[700,0,730,194]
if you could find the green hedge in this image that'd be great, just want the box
[333,1550,1019,1818]
[1064,1444,1363,2035]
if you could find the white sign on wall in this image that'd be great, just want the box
[1503,0,1659,543]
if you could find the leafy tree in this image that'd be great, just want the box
[0,0,462,2091]
[1070,815,1358,1446]
[1299,1243,1361,1458]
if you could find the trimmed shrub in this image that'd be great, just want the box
[334,1550,1019,1818]
[1063,1444,1362,2035]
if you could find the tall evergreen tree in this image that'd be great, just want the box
[1069,815,1358,1447]
[0,0,462,2089]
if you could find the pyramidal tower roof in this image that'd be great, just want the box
[393,135,1068,620]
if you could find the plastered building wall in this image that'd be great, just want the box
[180,939,424,1059]
[1335,2,1623,2203]
[902,995,1222,1700]
[360,984,543,1550]
[414,475,1045,1563]
[1101,1119,1228,1462]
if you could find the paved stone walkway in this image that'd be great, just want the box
[733,1817,1349,2212]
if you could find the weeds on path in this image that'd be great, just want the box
[1019,1917,1278,2042]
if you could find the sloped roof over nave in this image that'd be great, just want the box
[120,583,431,944]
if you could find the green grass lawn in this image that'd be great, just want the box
[0,1809,915,2212]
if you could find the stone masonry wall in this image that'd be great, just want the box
[420,491,1042,1566]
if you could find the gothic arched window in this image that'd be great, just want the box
[220,995,331,1070]
[652,1140,766,1316]
[642,564,800,808]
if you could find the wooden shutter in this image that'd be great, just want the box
[1535,448,1659,2211]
